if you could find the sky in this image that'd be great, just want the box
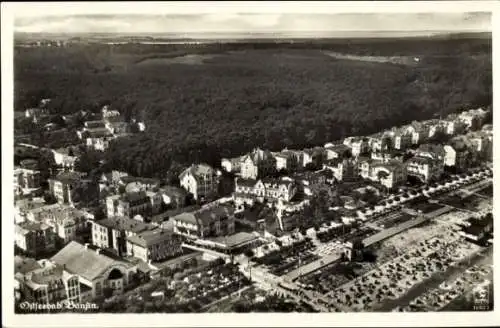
[14,12,491,35]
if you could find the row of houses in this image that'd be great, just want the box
[76,107,146,151]
[220,107,490,179]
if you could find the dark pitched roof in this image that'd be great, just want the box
[121,191,149,204]
[235,178,257,188]
[85,127,112,138]
[96,216,154,233]
[325,144,350,153]
[261,177,294,187]
[179,163,216,180]
[159,186,188,198]
[127,228,176,248]
[120,176,160,186]
[15,256,42,274]
[172,204,234,226]
[84,121,106,129]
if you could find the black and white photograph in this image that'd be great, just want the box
[2,1,498,327]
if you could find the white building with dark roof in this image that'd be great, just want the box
[126,228,183,263]
[171,204,235,239]
[51,241,137,299]
[179,163,219,201]
[15,259,82,306]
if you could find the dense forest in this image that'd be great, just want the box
[14,36,492,178]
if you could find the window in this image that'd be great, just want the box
[95,282,102,295]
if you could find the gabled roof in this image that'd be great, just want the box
[407,156,434,165]
[172,204,234,226]
[96,216,154,233]
[51,171,83,184]
[84,120,106,129]
[120,176,160,186]
[261,177,294,187]
[418,143,446,156]
[121,191,149,204]
[15,256,42,274]
[325,143,350,153]
[51,241,134,281]
[127,228,176,248]
[16,221,51,234]
[235,178,257,188]
[179,163,216,181]
[85,127,112,138]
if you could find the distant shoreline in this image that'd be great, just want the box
[14,31,491,43]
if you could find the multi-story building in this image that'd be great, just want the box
[324,144,351,160]
[15,221,56,257]
[14,168,42,196]
[358,157,373,180]
[179,163,219,201]
[51,241,138,299]
[392,129,413,150]
[302,147,326,168]
[273,149,300,172]
[92,216,155,256]
[369,161,407,190]
[467,131,493,161]
[221,156,244,173]
[292,170,328,196]
[172,204,235,239]
[126,228,183,263]
[52,148,77,170]
[106,191,161,218]
[256,178,297,203]
[240,148,276,179]
[458,108,488,130]
[406,121,430,145]
[406,156,443,183]
[15,259,81,306]
[323,158,357,182]
[443,115,467,135]
[416,144,446,163]
[26,204,92,244]
[48,171,85,205]
[368,133,393,153]
[343,137,370,157]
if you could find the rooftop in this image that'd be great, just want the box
[120,191,149,204]
[52,171,83,184]
[179,163,216,180]
[120,176,160,186]
[127,228,176,248]
[210,232,259,249]
[16,221,51,234]
[235,178,257,188]
[84,120,106,128]
[96,216,154,233]
[28,204,88,227]
[172,204,234,226]
[51,241,134,281]
[15,256,42,274]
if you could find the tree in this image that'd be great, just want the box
[43,192,58,205]
[75,150,103,174]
